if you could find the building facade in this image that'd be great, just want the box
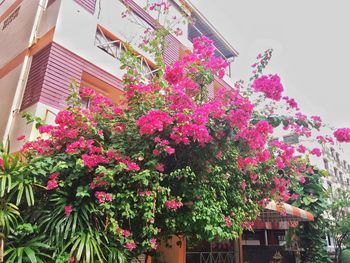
[0,0,238,152]
[0,1,315,262]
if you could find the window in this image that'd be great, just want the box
[336,153,340,162]
[339,172,344,184]
[327,234,332,246]
[323,159,329,170]
[327,181,332,189]
[2,6,20,30]
[95,26,156,77]
[80,72,124,106]
[334,167,338,178]
[95,28,126,59]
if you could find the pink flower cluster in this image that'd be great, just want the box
[310,148,321,157]
[46,172,60,190]
[125,242,137,251]
[165,199,183,210]
[334,128,350,143]
[64,205,73,216]
[95,191,112,204]
[252,74,284,101]
[224,216,233,227]
[136,110,173,135]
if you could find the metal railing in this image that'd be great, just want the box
[186,252,235,263]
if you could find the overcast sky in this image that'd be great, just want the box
[194,0,350,160]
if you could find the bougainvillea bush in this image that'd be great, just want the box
[14,37,326,261]
[2,3,350,262]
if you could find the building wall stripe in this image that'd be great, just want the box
[21,44,51,110]
[21,42,124,111]
[74,0,96,14]
[0,0,23,23]
[0,27,55,78]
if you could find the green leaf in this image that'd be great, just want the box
[24,247,37,263]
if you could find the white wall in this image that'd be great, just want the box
[53,0,194,81]
[10,102,59,152]
[133,0,192,47]
[0,0,38,68]
[54,0,155,80]
[0,64,22,140]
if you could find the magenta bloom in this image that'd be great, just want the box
[150,238,158,249]
[46,179,58,190]
[136,110,173,135]
[16,135,26,141]
[224,216,233,227]
[334,128,350,143]
[310,148,321,157]
[252,74,284,101]
[64,205,73,217]
[95,191,113,204]
[125,242,137,251]
[165,199,183,210]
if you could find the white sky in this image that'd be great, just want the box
[194,0,350,160]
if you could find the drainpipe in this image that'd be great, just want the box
[2,0,48,148]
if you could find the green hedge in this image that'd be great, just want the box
[341,249,350,263]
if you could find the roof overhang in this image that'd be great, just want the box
[260,201,314,222]
[174,0,239,59]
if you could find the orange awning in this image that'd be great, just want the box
[259,201,314,222]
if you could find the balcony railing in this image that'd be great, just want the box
[186,252,235,263]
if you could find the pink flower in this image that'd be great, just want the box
[150,238,158,249]
[299,176,306,184]
[297,145,306,154]
[165,147,175,155]
[136,110,173,135]
[252,74,284,101]
[153,149,159,155]
[276,157,285,169]
[125,242,136,251]
[16,135,25,141]
[291,193,299,200]
[82,154,108,169]
[241,181,247,190]
[155,163,164,172]
[123,230,131,238]
[46,179,58,190]
[69,257,75,262]
[310,148,321,157]
[126,161,140,171]
[38,125,54,134]
[334,128,350,143]
[64,205,73,216]
[165,199,183,210]
[283,96,299,110]
[224,216,233,227]
[49,172,60,180]
[95,191,113,204]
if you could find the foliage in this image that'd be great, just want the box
[2,1,350,261]
[341,249,350,263]
[326,190,350,263]
[288,166,332,263]
[4,223,52,263]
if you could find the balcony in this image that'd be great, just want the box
[187,9,238,77]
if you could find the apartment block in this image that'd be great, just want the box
[0,0,238,152]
